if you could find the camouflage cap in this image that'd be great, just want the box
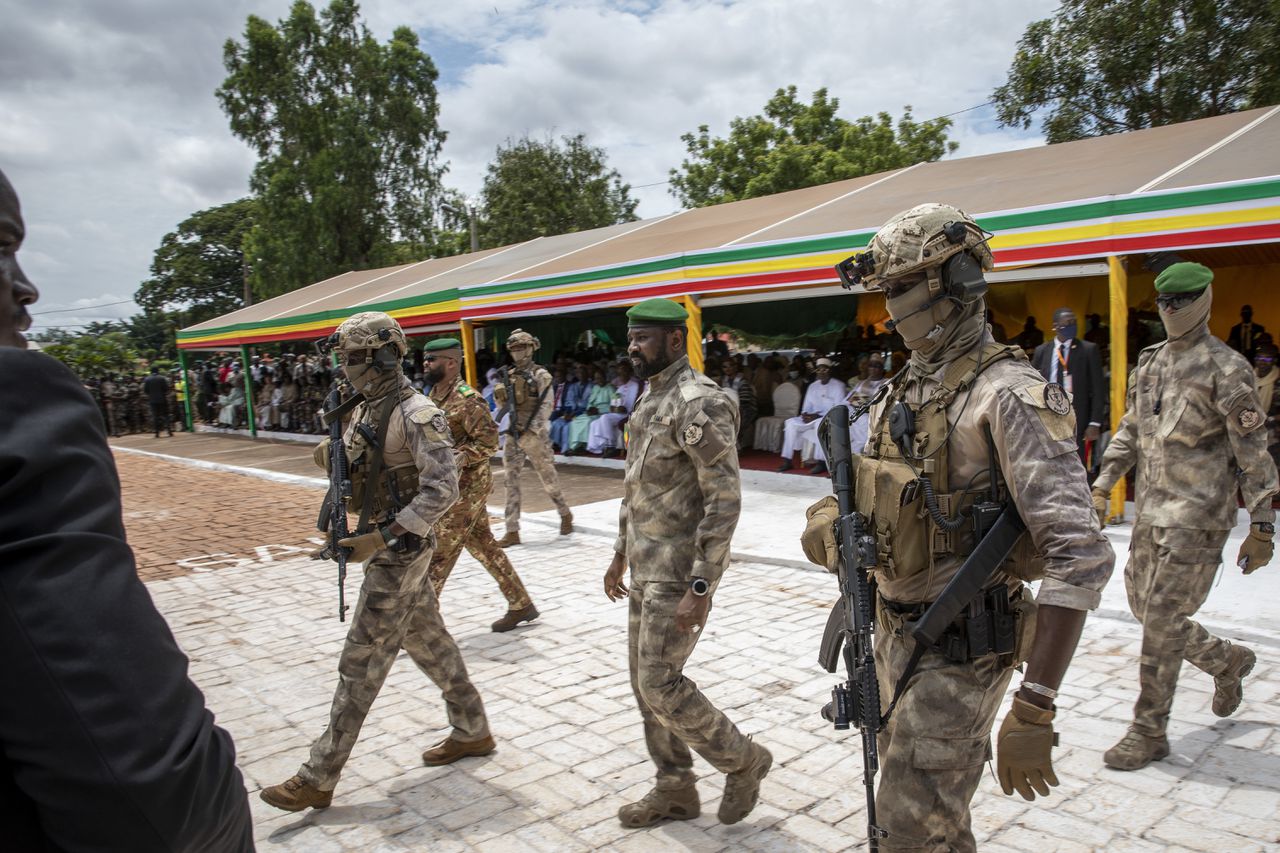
[1154,262,1213,294]
[627,297,688,328]
[850,203,993,290]
[507,329,539,350]
[333,311,409,356]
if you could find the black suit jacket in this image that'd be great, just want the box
[1032,337,1105,439]
[0,350,253,852]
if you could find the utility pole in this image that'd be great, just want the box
[242,254,253,307]
[467,200,479,253]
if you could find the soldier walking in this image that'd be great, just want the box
[604,298,773,829]
[495,329,573,546]
[423,337,540,632]
[261,312,494,812]
[1092,262,1277,771]
[803,204,1114,851]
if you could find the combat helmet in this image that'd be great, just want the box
[836,203,993,298]
[506,329,540,351]
[331,311,409,357]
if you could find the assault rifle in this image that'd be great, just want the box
[816,404,885,850]
[313,337,364,622]
[495,366,521,439]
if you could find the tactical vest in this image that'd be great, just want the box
[856,342,1044,587]
[511,369,538,422]
[346,391,421,526]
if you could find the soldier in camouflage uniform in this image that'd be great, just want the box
[423,337,540,633]
[261,312,493,812]
[803,204,1114,851]
[1092,262,1277,771]
[494,329,573,546]
[100,375,124,437]
[604,298,773,829]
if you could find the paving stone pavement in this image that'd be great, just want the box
[146,521,1280,852]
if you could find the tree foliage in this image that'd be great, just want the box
[218,0,447,297]
[477,134,638,248]
[43,331,138,377]
[992,0,1280,144]
[669,87,958,208]
[136,198,256,321]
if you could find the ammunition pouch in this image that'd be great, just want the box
[349,461,419,524]
[879,585,1024,666]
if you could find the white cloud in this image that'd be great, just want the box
[2,0,1057,326]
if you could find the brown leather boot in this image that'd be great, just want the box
[422,734,496,766]
[492,604,539,632]
[496,531,521,547]
[1103,728,1170,771]
[559,512,574,535]
[618,786,700,828]
[719,740,772,824]
[259,775,332,812]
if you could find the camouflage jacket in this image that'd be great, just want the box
[430,374,498,470]
[614,355,741,584]
[510,364,555,435]
[866,343,1114,610]
[1095,330,1278,530]
[343,376,459,536]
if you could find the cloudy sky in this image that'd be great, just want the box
[2,0,1059,335]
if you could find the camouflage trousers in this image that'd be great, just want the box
[1125,523,1233,737]
[628,579,754,790]
[299,540,490,792]
[503,428,570,532]
[430,464,532,609]
[873,601,1013,853]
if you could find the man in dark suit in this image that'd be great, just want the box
[1033,307,1105,465]
[1228,304,1267,362]
[0,169,253,851]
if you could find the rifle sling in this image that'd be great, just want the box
[322,390,366,427]
[355,395,398,535]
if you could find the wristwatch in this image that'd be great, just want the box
[690,577,710,597]
[1253,522,1275,535]
[379,523,404,552]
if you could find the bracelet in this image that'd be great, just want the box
[1020,681,1058,700]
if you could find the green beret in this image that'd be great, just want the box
[1155,262,1213,294]
[627,298,689,328]
[424,337,462,352]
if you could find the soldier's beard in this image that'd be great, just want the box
[426,363,447,384]
[630,353,669,379]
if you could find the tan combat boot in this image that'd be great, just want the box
[719,740,773,824]
[560,512,574,535]
[618,786,700,828]
[1103,728,1170,771]
[492,604,539,633]
[422,733,496,766]
[259,775,332,812]
[496,531,521,547]
[1213,643,1256,717]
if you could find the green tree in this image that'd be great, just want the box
[993,0,1280,144]
[477,134,638,248]
[136,198,256,322]
[670,87,957,207]
[218,0,447,297]
[43,331,138,378]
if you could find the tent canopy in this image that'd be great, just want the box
[181,106,1280,350]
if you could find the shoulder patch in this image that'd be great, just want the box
[457,383,477,397]
[1010,380,1077,443]
[1239,408,1263,431]
[1043,382,1072,416]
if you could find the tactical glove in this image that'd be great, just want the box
[997,695,1059,801]
[312,437,331,471]
[1237,527,1274,574]
[338,528,387,563]
[1090,488,1108,527]
[801,496,839,572]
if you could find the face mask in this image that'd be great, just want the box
[1058,323,1077,340]
[788,370,799,379]
[1160,284,1212,340]
[885,280,956,351]
[510,346,534,368]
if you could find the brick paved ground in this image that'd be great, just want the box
[122,453,1280,852]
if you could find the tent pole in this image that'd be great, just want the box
[1107,256,1128,523]
[177,348,193,433]
[460,319,478,389]
[239,343,258,438]
[683,295,704,373]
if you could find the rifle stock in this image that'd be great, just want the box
[817,405,887,850]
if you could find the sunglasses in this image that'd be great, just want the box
[1155,290,1204,310]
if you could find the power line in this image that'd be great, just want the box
[31,299,135,316]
